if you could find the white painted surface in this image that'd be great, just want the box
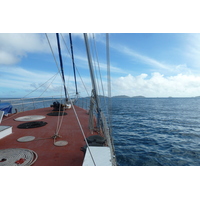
[0,126,12,139]
[82,146,112,166]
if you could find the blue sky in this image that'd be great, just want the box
[1,33,200,98]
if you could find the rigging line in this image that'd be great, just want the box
[15,73,59,112]
[69,33,78,95]
[45,33,62,77]
[60,33,71,55]
[84,33,101,128]
[60,33,89,98]
[86,34,98,95]
[56,33,68,100]
[84,34,100,107]
[38,73,59,98]
[70,97,96,166]
[53,88,67,137]
[60,34,73,89]
[55,42,96,164]
[106,33,112,131]
[45,33,68,101]
[55,91,67,137]
[17,35,59,100]
[106,33,116,163]
[92,33,107,110]
[92,33,105,97]
[76,66,90,97]
[22,73,58,99]
[92,33,110,131]
[55,86,63,136]
[45,33,68,137]
[89,34,101,97]
[56,109,65,136]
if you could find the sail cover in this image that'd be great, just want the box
[0,103,12,115]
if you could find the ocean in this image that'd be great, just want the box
[2,97,200,166]
[111,97,200,166]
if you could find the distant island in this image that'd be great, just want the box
[112,95,145,98]
[112,95,130,98]
[132,96,146,98]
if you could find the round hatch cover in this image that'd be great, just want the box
[15,115,46,122]
[17,136,35,142]
[17,121,47,129]
[54,140,68,146]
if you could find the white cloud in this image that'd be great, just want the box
[110,41,174,71]
[74,53,127,75]
[0,65,93,98]
[112,73,200,97]
[0,51,20,65]
[0,33,59,65]
[1,33,59,53]
[122,46,171,70]
[110,37,194,76]
[184,33,200,69]
[0,66,62,96]
[2,65,200,98]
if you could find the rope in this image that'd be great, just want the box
[60,33,90,98]
[91,33,110,124]
[55,96,65,138]
[38,73,59,98]
[45,33,68,141]
[60,33,71,55]
[88,34,101,97]
[60,34,73,89]
[74,65,90,97]
[22,73,58,99]
[93,34,111,131]
[70,97,96,166]
[45,34,68,100]
[106,33,112,129]
[0,148,38,166]
[106,33,116,165]
[45,33,63,82]
[92,33,106,99]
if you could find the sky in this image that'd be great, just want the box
[2,33,200,98]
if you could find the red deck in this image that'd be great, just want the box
[0,106,94,166]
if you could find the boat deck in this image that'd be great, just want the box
[0,106,95,166]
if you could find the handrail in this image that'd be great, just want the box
[0,95,65,112]
[1,94,81,113]
[0,95,63,103]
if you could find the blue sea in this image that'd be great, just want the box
[111,97,200,166]
[2,97,200,166]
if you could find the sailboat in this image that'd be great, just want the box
[0,33,117,166]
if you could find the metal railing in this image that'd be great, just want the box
[0,95,65,113]
[74,97,90,111]
[0,95,91,113]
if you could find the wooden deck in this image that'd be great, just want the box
[0,106,94,166]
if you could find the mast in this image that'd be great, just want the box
[56,33,68,100]
[83,33,101,127]
[69,33,78,95]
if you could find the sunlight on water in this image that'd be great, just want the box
[111,97,200,166]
